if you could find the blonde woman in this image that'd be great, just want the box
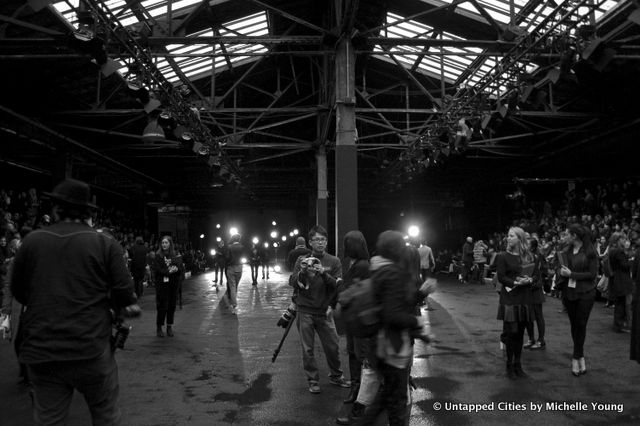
[496,227,537,379]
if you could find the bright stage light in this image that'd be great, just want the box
[293,229,299,235]
[210,249,216,256]
[252,237,259,245]
[216,224,221,229]
[272,221,277,226]
[229,227,239,236]
[281,236,287,241]
[263,242,269,248]
[216,236,222,242]
[408,225,420,238]
[270,231,278,239]
[240,257,247,264]
[199,234,205,239]
[274,265,282,273]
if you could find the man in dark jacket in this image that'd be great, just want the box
[289,225,347,394]
[286,236,311,272]
[11,179,140,425]
[129,236,148,298]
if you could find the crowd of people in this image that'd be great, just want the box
[2,176,640,425]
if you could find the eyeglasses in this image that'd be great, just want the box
[310,237,327,243]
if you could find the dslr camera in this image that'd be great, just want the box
[112,320,131,350]
[277,302,298,328]
[300,256,322,273]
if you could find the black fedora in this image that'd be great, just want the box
[44,179,97,209]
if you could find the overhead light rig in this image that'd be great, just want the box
[80,0,246,190]
[387,0,623,188]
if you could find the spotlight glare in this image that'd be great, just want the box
[252,237,259,245]
[216,237,221,242]
[229,227,239,236]
[263,242,269,248]
[281,236,287,241]
[216,223,221,229]
[274,264,282,273]
[293,229,299,235]
[272,221,277,226]
[408,225,420,238]
[270,231,278,239]
[210,249,216,256]
[240,257,247,264]
[199,234,205,239]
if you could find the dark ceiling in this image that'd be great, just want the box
[1,0,639,217]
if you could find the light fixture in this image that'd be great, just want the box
[270,231,278,239]
[408,225,420,238]
[252,237,259,244]
[216,236,222,242]
[199,234,205,239]
[272,221,277,226]
[142,119,165,142]
[263,242,269,248]
[281,236,287,241]
[210,249,216,256]
[216,224,221,229]
[229,227,239,236]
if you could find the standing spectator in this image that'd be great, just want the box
[417,239,435,281]
[10,178,140,425]
[225,234,244,314]
[286,236,310,272]
[249,243,261,286]
[608,232,633,333]
[461,236,474,284]
[525,238,546,350]
[213,240,227,286]
[336,230,370,407]
[288,225,346,394]
[153,236,184,337]
[496,227,536,379]
[473,239,489,284]
[631,242,640,364]
[259,242,271,280]
[559,224,598,376]
[129,236,148,299]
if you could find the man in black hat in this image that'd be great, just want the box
[11,178,140,425]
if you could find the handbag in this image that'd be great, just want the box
[596,275,609,294]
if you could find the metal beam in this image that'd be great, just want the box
[250,0,331,36]
[0,105,163,186]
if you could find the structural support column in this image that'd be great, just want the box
[316,144,328,232]
[334,37,358,258]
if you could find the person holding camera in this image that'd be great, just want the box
[153,235,184,337]
[288,225,346,394]
[10,179,140,426]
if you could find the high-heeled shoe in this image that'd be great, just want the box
[578,357,587,375]
[571,359,580,377]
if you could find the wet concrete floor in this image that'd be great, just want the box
[1,267,639,425]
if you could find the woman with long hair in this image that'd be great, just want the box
[559,224,598,376]
[607,232,633,333]
[496,226,536,379]
[525,238,546,350]
[153,236,184,337]
[335,231,371,426]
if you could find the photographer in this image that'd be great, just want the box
[288,225,346,394]
[10,179,140,425]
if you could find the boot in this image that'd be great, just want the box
[342,384,360,404]
[166,325,174,337]
[513,362,528,378]
[156,326,164,337]
[336,402,365,425]
[506,361,516,380]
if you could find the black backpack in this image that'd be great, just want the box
[336,277,381,338]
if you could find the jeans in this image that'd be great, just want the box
[297,312,343,383]
[226,264,243,308]
[563,296,595,358]
[156,279,180,326]
[250,263,259,284]
[526,303,546,343]
[346,332,370,385]
[27,347,121,426]
[358,363,409,426]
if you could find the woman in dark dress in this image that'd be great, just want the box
[153,236,184,337]
[559,224,598,376]
[496,226,537,379]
